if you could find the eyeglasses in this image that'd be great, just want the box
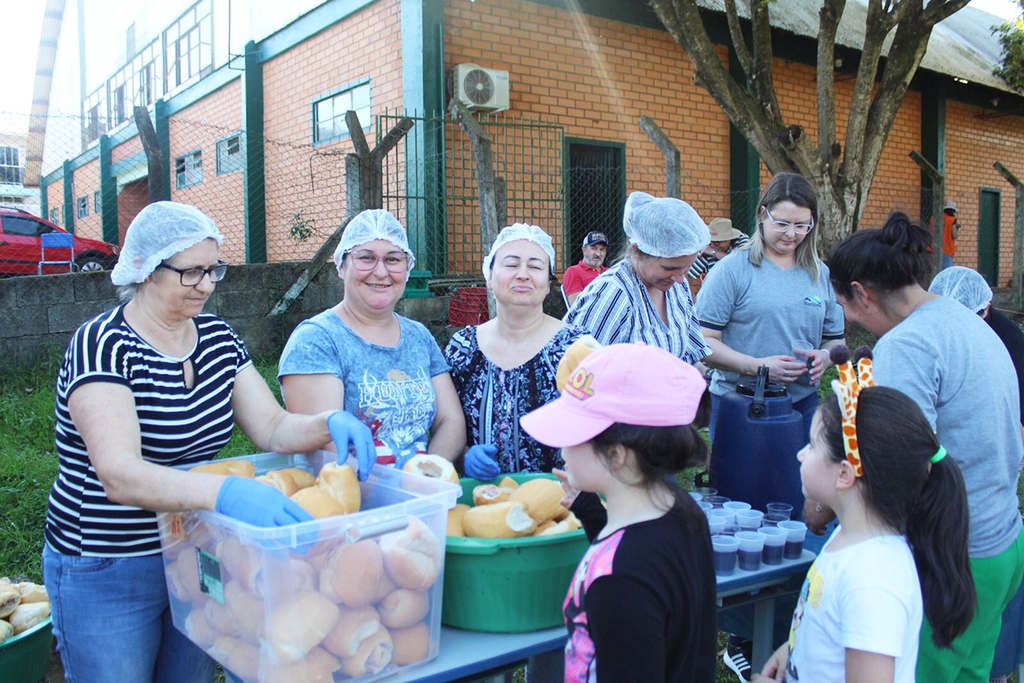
[157,260,228,286]
[764,208,814,235]
[347,251,409,273]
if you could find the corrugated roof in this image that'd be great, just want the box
[697,0,1016,94]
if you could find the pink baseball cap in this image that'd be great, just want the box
[520,343,706,448]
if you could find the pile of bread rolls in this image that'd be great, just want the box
[169,459,444,682]
[0,578,50,645]
[448,477,582,539]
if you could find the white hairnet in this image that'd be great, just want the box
[623,191,710,258]
[110,201,223,286]
[482,223,557,280]
[928,266,993,313]
[332,209,415,274]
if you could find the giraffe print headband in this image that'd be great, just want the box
[828,345,877,477]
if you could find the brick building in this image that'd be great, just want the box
[35,0,1024,287]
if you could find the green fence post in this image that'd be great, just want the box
[40,176,48,222]
[920,79,946,224]
[63,159,75,234]
[98,134,118,244]
[242,40,266,264]
[155,98,171,201]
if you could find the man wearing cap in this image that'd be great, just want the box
[940,201,962,269]
[562,231,609,305]
[687,218,748,296]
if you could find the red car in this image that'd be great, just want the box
[0,208,119,276]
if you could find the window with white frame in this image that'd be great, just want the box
[50,208,60,224]
[216,133,244,175]
[77,196,89,219]
[313,82,371,144]
[94,191,101,213]
[175,150,203,189]
[164,0,212,93]
[0,147,23,185]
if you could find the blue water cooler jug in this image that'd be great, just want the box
[710,366,806,514]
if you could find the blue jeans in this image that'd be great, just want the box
[43,545,216,683]
[943,254,954,270]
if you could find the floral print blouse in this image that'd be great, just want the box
[444,324,586,473]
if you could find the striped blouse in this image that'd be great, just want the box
[563,260,711,364]
[687,234,749,279]
[45,306,251,557]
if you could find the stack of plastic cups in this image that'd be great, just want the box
[764,502,794,527]
[735,509,764,532]
[705,495,731,509]
[709,508,737,535]
[734,531,765,571]
[723,501,752,513]
[758,527,788,565]
[778,520,808,559]
[708,515,727,536]
[712,535,740,576]
[698,501,713,517]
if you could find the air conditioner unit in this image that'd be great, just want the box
[451,64,510,113]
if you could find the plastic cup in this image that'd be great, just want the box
[712,535,740,576]
[694,487,718,497]
[688,492,703,502]
[793,340,814,385]
[709,508,735,527]
[723,501,752,512]
[763,512,789,527]
[708,516,727,536]
[699,501,713,517]
[734,531,765,571]
[705,495,731,508]
[778,520,808,559]
[758,527,788,565]
[766,502,793,519]
[736,509,764,531]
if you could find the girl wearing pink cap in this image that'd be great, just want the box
[520,343,717,682]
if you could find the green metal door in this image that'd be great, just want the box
[978,188,1000,285]
[564,140,626,271]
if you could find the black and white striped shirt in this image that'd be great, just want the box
[687,234,749,280]
[563,260,711,364]
[45,306,251,557]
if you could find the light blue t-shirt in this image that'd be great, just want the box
[695,251,845,401]
[278,310,449,464]
[873,296,1023,558]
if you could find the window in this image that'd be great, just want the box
[50,208,60,224]
[164,0,212,92]
[94,191,101,213]
[112,84,127,126]
[77,196,89,219]
[313,81,371,144]
[216,133,244,175]
[0,146,23,185]
[3,216,49,237]
[175,150,203,189]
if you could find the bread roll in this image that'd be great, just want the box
[0,578,12,592]
[261,646,340,683]
[497,476,519,489]
[0,588,20,619]
[256,470,299,496]
[319,539,383,608]
[472,484,512,506]
[556,335,602,392]
[10,601,50,635]
[322,605,381,658]
[509,478,565,524]
[17,582,48,604]
[370,571,398,604]
[340,625,393,677]
[224,580,263,643]
[403,454,459,485]
[462,501,537,538]
[380,517,442,590]
[0,619,13,645]
[185,608,218,649]
[264,590,341,664]
[391,621,431,666]
[533,521,556,535]
[565,511,582,530]
[447,504,470,537]
[257,558,316,601]
[536,519,577,536]
[379,589,430,629]
[278,467,316,490]
[189,459,255,478]
[217,537,263,595]
[291,488,348,519]
[166,548,206,603]
[209,636,259,681]
[203,599,241,638]
[316,462,361,514]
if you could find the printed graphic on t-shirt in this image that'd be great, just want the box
[355,366,434,459]
[563,529,625,682]
[786,560,824,681]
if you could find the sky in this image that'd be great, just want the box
[0,0,1022,115]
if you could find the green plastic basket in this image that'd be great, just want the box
[0,616,53,683]
[442,473,590,632]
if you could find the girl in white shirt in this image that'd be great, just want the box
[755,346,975,683]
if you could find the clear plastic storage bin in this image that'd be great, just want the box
[156,451,459,682]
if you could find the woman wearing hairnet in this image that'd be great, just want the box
[41,201,376,683]
[444,224,587,480]
[564,192,711,364]
[278,209,466,468]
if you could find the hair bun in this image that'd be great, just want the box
[829,344,851,366]
[880,211,931,256]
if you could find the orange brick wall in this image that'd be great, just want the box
[945,99,1024,286]
[168,78,245,263]
[111,136,144,165]
[72,159,103,242]
[261,0,404,263]
[46,180,63,227]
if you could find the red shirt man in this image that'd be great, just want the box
[563,231,609,305]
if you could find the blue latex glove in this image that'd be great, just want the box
[215,476,313,526]
[327,410,377,481]
[464,444,501,481]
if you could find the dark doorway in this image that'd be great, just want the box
[565,140,625,270]
[117,177,150,246]
[978,188,1000,286]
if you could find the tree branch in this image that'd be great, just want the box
[747,0,785,129]
[724,0,752,77]
[817,0,846,181]
[922,0,973,25]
